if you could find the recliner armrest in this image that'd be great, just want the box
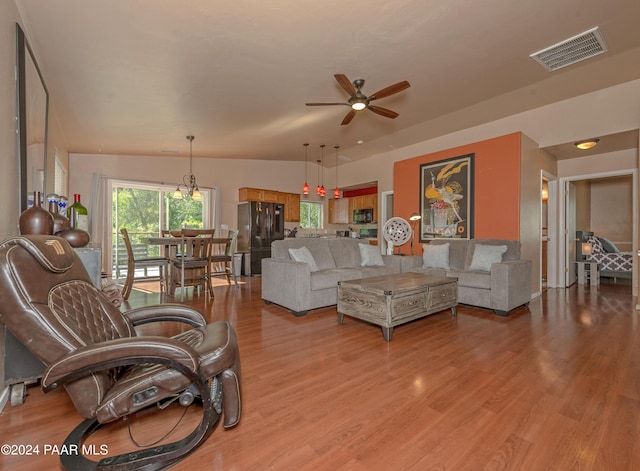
[124,304,207,327]
[42,336,201,390]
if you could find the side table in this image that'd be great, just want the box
[576,260,599,286]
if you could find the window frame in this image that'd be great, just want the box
[300,200,324,230]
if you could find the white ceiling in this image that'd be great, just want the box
[15,0,640,165]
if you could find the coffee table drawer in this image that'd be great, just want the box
[428,283,457,311]
[391,291,428,321]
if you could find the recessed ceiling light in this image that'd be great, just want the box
[357,140,364,145]
[574,139,600,150]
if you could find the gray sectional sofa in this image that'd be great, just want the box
[261,236,531,317]
[262,238,402,316]
[404,238,531,316]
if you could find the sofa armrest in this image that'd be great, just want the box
[261,257,312,314]
[490,260,532,314]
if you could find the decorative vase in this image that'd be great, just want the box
[19,191,54,235]
[47,193,70,234]
[56,228,91,248]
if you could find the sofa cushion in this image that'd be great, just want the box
[288,246,319,272]
[422,243,450,269]
[329,239,362,268]
[448,269,491,289]
[359,244,384,266]
[468,244,507,272]
[465,239,520,269]
[306,241,337,269]
[310,268,363,291]
[359,265,400,278]
[429,239,468,270]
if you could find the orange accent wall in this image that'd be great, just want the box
[393,132,522,253]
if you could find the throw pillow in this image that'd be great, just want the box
[422,243,450,269]
[468,244,507,272]
[587,236,604,254]
[597,237,619,253]
[288,246,319,272]
[359,243,385,267]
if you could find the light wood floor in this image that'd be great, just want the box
[1,277,638,470]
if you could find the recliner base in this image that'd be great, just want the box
[61,376,219,471]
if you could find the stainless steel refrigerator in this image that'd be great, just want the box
[237,201,285,275]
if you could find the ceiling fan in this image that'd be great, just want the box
[306,74,411,125]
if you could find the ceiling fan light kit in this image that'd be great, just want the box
[306,74,410,125]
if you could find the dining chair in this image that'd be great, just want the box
[210,230,239,286]
[120,228,169,300]
[169,229,215,300]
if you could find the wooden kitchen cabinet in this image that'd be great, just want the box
[329,198,349,224]
[262,190,281,203]
[239,187,300,222]
[286,193,300,222]
[347,194,378,223]
[239,187,264,202]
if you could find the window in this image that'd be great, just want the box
[300,201,323,229]
[110,179,215,279]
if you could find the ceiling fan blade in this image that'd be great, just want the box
[334,74,357,97]
[341,109,357,125]
[367,105,399,119]
[305,102,349,106]
[369,81,411,100]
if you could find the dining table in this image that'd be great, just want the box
[147,236,231,301]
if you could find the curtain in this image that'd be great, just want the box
[89,174,111,274]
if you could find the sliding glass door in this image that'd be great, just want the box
[111,179,213,280]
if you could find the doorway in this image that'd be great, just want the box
[559,169,637,296]
[541,172,558,289]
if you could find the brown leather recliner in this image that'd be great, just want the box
[0,235,241,471]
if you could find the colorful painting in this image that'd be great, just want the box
[419,154,474,240]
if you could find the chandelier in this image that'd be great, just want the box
[173,135,202,201]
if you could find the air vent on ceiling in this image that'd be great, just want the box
[530,27,608,72]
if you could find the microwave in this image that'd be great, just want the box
[353,208,374,224]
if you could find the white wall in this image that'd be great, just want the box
[69,153,310,229]
[0,1,24,237]
[70,79,640,247]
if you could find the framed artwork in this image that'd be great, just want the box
[419,153,474,240]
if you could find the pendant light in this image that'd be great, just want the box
[319,144,326,197]
[316,159,321,195]
[302,143,309,195]
[173,135,202,201]
[333,145,340,198]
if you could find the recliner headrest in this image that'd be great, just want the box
[1,235,75,273]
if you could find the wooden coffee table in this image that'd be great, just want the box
[337,272,458,341]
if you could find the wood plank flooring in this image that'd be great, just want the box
[0,277,638,470]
